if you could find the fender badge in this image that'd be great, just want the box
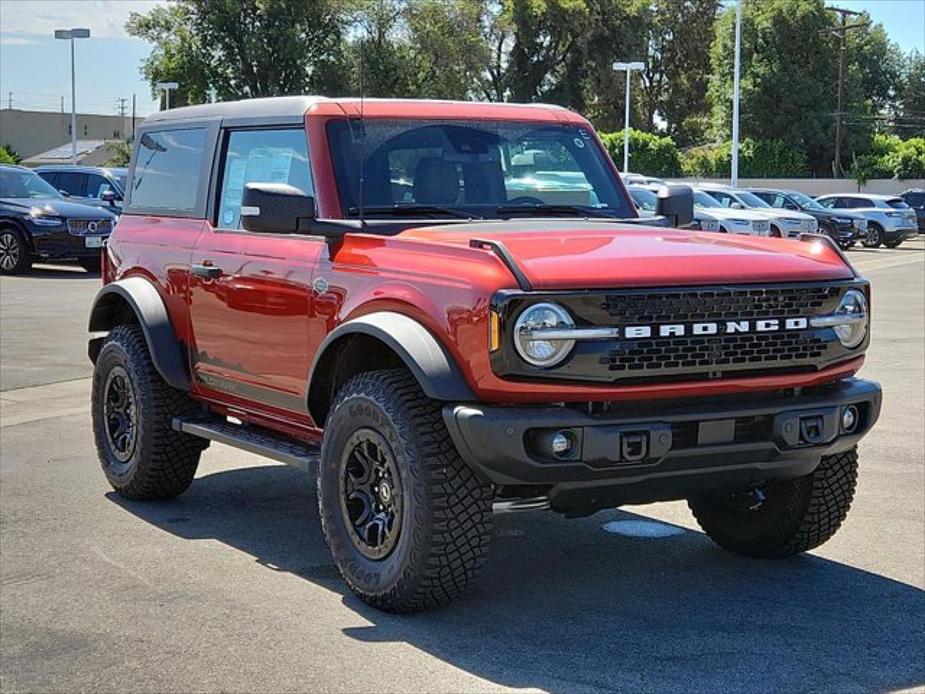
[312,277,329,294]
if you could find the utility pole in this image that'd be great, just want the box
[131,93,136,140]
[60,95,65,113]
[117,97,127,118]
[7,92,11,109]
[828,7,867,178]
[731,0,742,186]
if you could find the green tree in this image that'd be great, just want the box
[127,0,349,107]
[897,51,925,137]
[0,145,20,164]
[599,128,682,176]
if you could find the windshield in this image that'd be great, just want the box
[693,190,722,208]
[327,119,634,219]
[736,191,772,208]
[628,187,657,212]
[789,191,823,210]
[0,168,62,199]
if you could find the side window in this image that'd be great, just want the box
[709,190,734,207]
[57,171,86,197]
[816,197,835,209]
[37,172,58,189]
[832,197,849,209]
[855,198,872,208]
[85,174,115,199]
[217,128,312,229]
[131,128,207,212]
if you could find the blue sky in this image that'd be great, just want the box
[1,0,923,119]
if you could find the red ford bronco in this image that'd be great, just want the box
[88,97,881,612]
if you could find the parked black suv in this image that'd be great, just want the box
[35,165,126,214]
[900,188,925,232]
[748,187,865,249]
[0,164,117,274]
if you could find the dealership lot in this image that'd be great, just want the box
[1,241,923,693]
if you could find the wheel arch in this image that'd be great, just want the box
[0,218,34,251]
[88,276,189,391]
[307,311,475,426]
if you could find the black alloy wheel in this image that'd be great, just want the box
[103,364,138,464]
[340,428,404,560]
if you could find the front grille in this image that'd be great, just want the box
[491,282,865,384]
[603,331,827,374]
[67,219,112,236]
[599,286,838,323]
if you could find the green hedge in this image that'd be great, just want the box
[599,129,682,178]
[681,139,808,178]
[0,145,20,164]
[850,134,925,184]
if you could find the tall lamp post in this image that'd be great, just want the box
[54,27,90,165]
[612,61,645,174]
[730,0,742,186]
[157,81,179,110]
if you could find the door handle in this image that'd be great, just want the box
[191,263,222,279]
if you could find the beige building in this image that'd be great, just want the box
[0,108,139,161]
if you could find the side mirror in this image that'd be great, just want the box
[58,189,71,197]
[785,201,799,211]
[730,201,744,210]
[241,182,316,234]
[655,184,694,228]
[101,190,118,204]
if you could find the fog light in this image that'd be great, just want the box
[842,405,859,433]
[551,431,574,456]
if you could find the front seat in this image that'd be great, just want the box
[412,157,460,205]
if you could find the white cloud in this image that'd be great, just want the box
[0,36,39,46]
[0,0,167,40]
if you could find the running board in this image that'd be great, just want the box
[172,416,319,472]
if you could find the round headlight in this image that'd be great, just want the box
[513,302,575,367]
[833,289,868,348]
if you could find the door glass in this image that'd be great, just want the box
[706,190,735,207]
[131,128,207,212]
[57,172,86,197]
[218,129,313,229]
[85,174,115,199]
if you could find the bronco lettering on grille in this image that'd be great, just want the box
[618,317,808,339]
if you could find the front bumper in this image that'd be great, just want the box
[444,378,881,514]
[28,226,108,260]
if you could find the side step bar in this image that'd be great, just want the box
[172,416,319,473]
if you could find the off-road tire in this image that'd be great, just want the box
[92,324,206,499]
[688,448,858,558]
[318,368,494,613]
[0,228,32,275]
[79,256,102,273]
[863,223,883,248]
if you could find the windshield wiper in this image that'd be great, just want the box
[496,203,619,219]
[348,204,481,220]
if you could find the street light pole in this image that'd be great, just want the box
[157,82,179,111]
[731,0,742,186]
[54,28,90,165]
[612,61,645,174]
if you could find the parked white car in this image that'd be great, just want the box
[628,185,721,232]
[815,193,919,248]
[696,184,819,238]
[690,189,772,236]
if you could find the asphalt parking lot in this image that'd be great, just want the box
[1,240,923,693]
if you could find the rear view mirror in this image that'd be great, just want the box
[655,184,694,228]
[241,182,316,234]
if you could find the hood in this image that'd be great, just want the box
[694,206,771,221]
[400,220,854,289]
[1,197,117,220]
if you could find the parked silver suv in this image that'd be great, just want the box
[815,193,919,248]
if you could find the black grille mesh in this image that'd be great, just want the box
[67,219,112,236]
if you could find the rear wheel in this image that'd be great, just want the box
[318,368,493,612]
[884,238,904,249]
[688,448,858,558]
[92,324,206,499]
[0,228,32,275]
[863,223,883,248]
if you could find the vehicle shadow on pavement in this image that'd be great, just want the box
[110,464,925,694]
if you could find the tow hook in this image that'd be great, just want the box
[620,432,649,462]
[800,415,826,445]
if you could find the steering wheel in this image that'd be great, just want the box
[505,196,546,206]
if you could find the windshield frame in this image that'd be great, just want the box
[0,167,63,200]
[325,117,636,222]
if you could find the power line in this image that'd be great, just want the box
[827,5,869,178]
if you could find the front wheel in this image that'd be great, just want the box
[688,448,858,558]
[0,228,32,275]
[318,369,493,612]
[863,223,883,248]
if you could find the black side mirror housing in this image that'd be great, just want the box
[58,189,70,197]
[655,184,694,228]
[101,190,118,204]
[241,182,316,234]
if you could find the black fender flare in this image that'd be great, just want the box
[307,311,475,422]
[87,276,189,391]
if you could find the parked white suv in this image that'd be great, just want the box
[815,193,919,248]
[691,189,771,236]
[696,184,818,238]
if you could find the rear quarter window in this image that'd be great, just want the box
[129,128,207,213]
[886,198,910,209]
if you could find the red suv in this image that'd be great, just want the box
[88,97,881,612]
